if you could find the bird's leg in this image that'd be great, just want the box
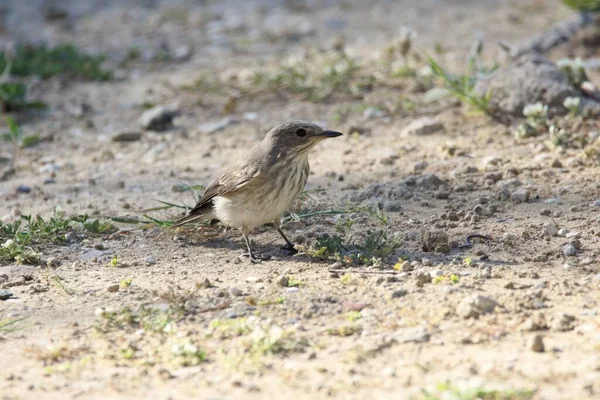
[240,229,260,263]
[274,219,297,255]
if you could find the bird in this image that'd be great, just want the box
[171,120,343,262]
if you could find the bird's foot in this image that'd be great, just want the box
[239,252,272,263]
[281,244,298,255]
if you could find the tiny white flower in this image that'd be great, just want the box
[2,239,14,248]
[563,96,581,111]
[523,102,547,119]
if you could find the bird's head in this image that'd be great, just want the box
[264,120,343,155]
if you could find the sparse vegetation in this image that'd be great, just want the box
[418,382,535,400]
[309,229,400,265]
[0,44,111,80]
[426,56,496,119]
[0,212,117,264]
[0,317,27,333]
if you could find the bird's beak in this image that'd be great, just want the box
[316,130,343,139]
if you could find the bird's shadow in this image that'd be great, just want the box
[171,225,330,265]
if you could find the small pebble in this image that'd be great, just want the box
[401,117,444,136]
[111,130,142,142]
[0,289,13,300]
[457,294,498,319]
[510,189,530,203]
[563,244,577,257]
[558,228,570,237]
[277,275,290,287]
[145,256,156,265]
[16,185,31,194]
[529,335,545,352]
[107,284,120,293]
[543,222,558,237]
[414,271,432,287]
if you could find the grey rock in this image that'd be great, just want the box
[79,249,111,260]
[511,188,530,203]
[140,106,179,131]
[145,256,156,265]
[0,289,13,300]
[475,53,600,117]
[563,243,577,257]
[111,130,142,142]
[558,228,571,237]
[401,117,444,136]
[415,174,445,190]
[391,326,430,343]
[391,289,407,299]
[529,334,545,352]
[457,294,498,319]
[543,221,558,237]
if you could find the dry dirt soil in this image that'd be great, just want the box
[2,1,600,399]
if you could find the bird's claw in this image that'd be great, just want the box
[281,245,298,255]
[239,253,271,263]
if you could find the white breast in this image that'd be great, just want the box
[212,159,309,229]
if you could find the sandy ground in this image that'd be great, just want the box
[1,1,600,399]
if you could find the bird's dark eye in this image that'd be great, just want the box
[296,128,307,137]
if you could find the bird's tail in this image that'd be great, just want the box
[170,203,214,228]
[171,213,205,228]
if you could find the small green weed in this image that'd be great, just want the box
[0,212,117,264]
[310,229,400,266]
[0,317,27,333]
[0,44,111,80]
[1,117,40,162]
[427,56,495,118]
[418,381,535,400]
[0,82,46,112]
